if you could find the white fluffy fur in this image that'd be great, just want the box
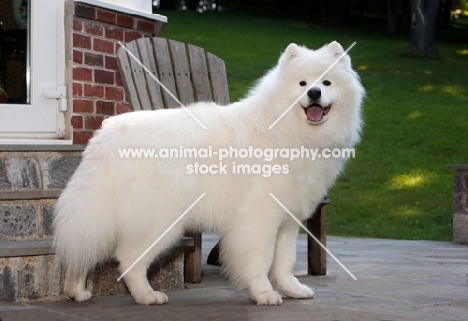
[53,41,364,306]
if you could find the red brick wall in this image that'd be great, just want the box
[71,3,165,144]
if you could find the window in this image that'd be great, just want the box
[0,0,66,143]
[0,0,29,104]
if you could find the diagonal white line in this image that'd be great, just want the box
[118,41,207,130]
[268,42,357,130]
[117,193,206,281]
[268,193,357,281]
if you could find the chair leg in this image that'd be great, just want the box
[200,199,328,279]
[307,204,327,275]
[184,232,203,283]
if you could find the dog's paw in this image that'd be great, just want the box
[280,283,314,299]
[251,290,283,306]
[66,289,93,302]
[133,291,169,305]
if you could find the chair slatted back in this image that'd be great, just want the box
[117,37,229,111]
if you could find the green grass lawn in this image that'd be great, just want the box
[161,10,468,241]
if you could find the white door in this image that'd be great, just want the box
[0,0,66,142]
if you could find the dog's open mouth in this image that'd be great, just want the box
[305,103,331,123]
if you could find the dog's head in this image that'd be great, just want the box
[278,41,364,126]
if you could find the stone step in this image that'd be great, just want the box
[0,237,194,258]
[0,237,193,302]
[0,144,84,192]
[0,189,62,201]
[0,145,79,243]
[0,146,193,302]
[0,190,60,241]
[0,239,54,257]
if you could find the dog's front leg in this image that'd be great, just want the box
[220,209,283,306]
[270,219,314,299]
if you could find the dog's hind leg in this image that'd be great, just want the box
[63,270,92,302]
[270,220,314,299]
[115,226,183,305]
[118,260,169,305]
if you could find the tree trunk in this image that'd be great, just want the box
[409,0,441,57]
[387,0,396,33]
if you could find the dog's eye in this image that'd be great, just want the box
[299,81,307,87]
[323,80,331,86]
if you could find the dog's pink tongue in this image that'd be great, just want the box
[307,106,323,122]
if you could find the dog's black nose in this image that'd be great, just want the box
[307,87,321,100]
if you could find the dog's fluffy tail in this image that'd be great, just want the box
[53,151,116,278]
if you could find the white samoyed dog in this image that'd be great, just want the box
[54,41,364,306]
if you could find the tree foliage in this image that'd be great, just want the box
[159,0,462,32]
[157,0,468,53]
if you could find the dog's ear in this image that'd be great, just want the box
[328,41,344,57]
[280,43,300,64]
[328,41,352,69]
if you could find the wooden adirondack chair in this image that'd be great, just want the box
[116,37,328,283]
